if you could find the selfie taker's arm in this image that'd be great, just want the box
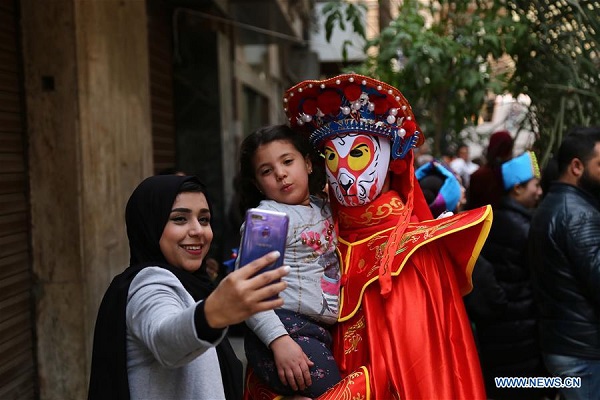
[127,267,226,367]
[204,251,289,329]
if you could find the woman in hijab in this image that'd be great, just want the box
[88,175,289,400]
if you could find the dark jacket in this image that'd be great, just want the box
[465,196,549,399]
[529,182,600,359]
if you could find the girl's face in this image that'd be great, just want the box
[253,140,312,206]
[159,192,213,272]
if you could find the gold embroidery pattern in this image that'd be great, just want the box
[339,197,406,227]
[321,368,368,400]
[246,369,285,400]
[363,234,387,277]
[357,259,367,273]
[394,219,459,256]
[344,316,366,354]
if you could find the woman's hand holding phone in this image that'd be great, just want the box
[237,209,289,276]
[204,251,290,329]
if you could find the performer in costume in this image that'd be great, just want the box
[245,73,492,400]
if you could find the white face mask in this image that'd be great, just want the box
[323,134,391,207]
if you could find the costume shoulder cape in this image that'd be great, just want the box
[336,205,493,321]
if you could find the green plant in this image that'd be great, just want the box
[322,0,600,163]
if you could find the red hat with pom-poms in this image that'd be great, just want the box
[283,73,424,160]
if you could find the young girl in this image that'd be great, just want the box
[238,124,342,398]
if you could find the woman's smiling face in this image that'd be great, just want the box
[159,191,213,272]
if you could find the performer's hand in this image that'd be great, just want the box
[437,210,454,218]
[270,335,314,391]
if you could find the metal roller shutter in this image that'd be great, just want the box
[0,0,37,398]
[147,1,176,174]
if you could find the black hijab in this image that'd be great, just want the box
[88,175,242,399]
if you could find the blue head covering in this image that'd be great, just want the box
[416,160,462,217]
[502,151,540,191]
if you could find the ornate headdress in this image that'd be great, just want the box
[501,151,541,190]
[283,73,424,160]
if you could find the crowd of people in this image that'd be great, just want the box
[87,72,600,400]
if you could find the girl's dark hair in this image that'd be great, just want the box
[179,177,213,215]
[238,124,326,213]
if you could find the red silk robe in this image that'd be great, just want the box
[245,190,491,399]
[332,190,491,399]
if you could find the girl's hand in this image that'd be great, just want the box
[204,251,289,328]
[270,335,314,391]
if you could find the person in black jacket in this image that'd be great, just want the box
[465,151,553,399]
[529,127,600,400]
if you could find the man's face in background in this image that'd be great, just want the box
[578,143,600,201]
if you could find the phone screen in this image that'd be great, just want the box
[238,208,289,274]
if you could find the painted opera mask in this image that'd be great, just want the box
[323,133,391,207]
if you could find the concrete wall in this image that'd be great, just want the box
[20,0,152,397]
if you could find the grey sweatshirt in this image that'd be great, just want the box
[126,267,227,400]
